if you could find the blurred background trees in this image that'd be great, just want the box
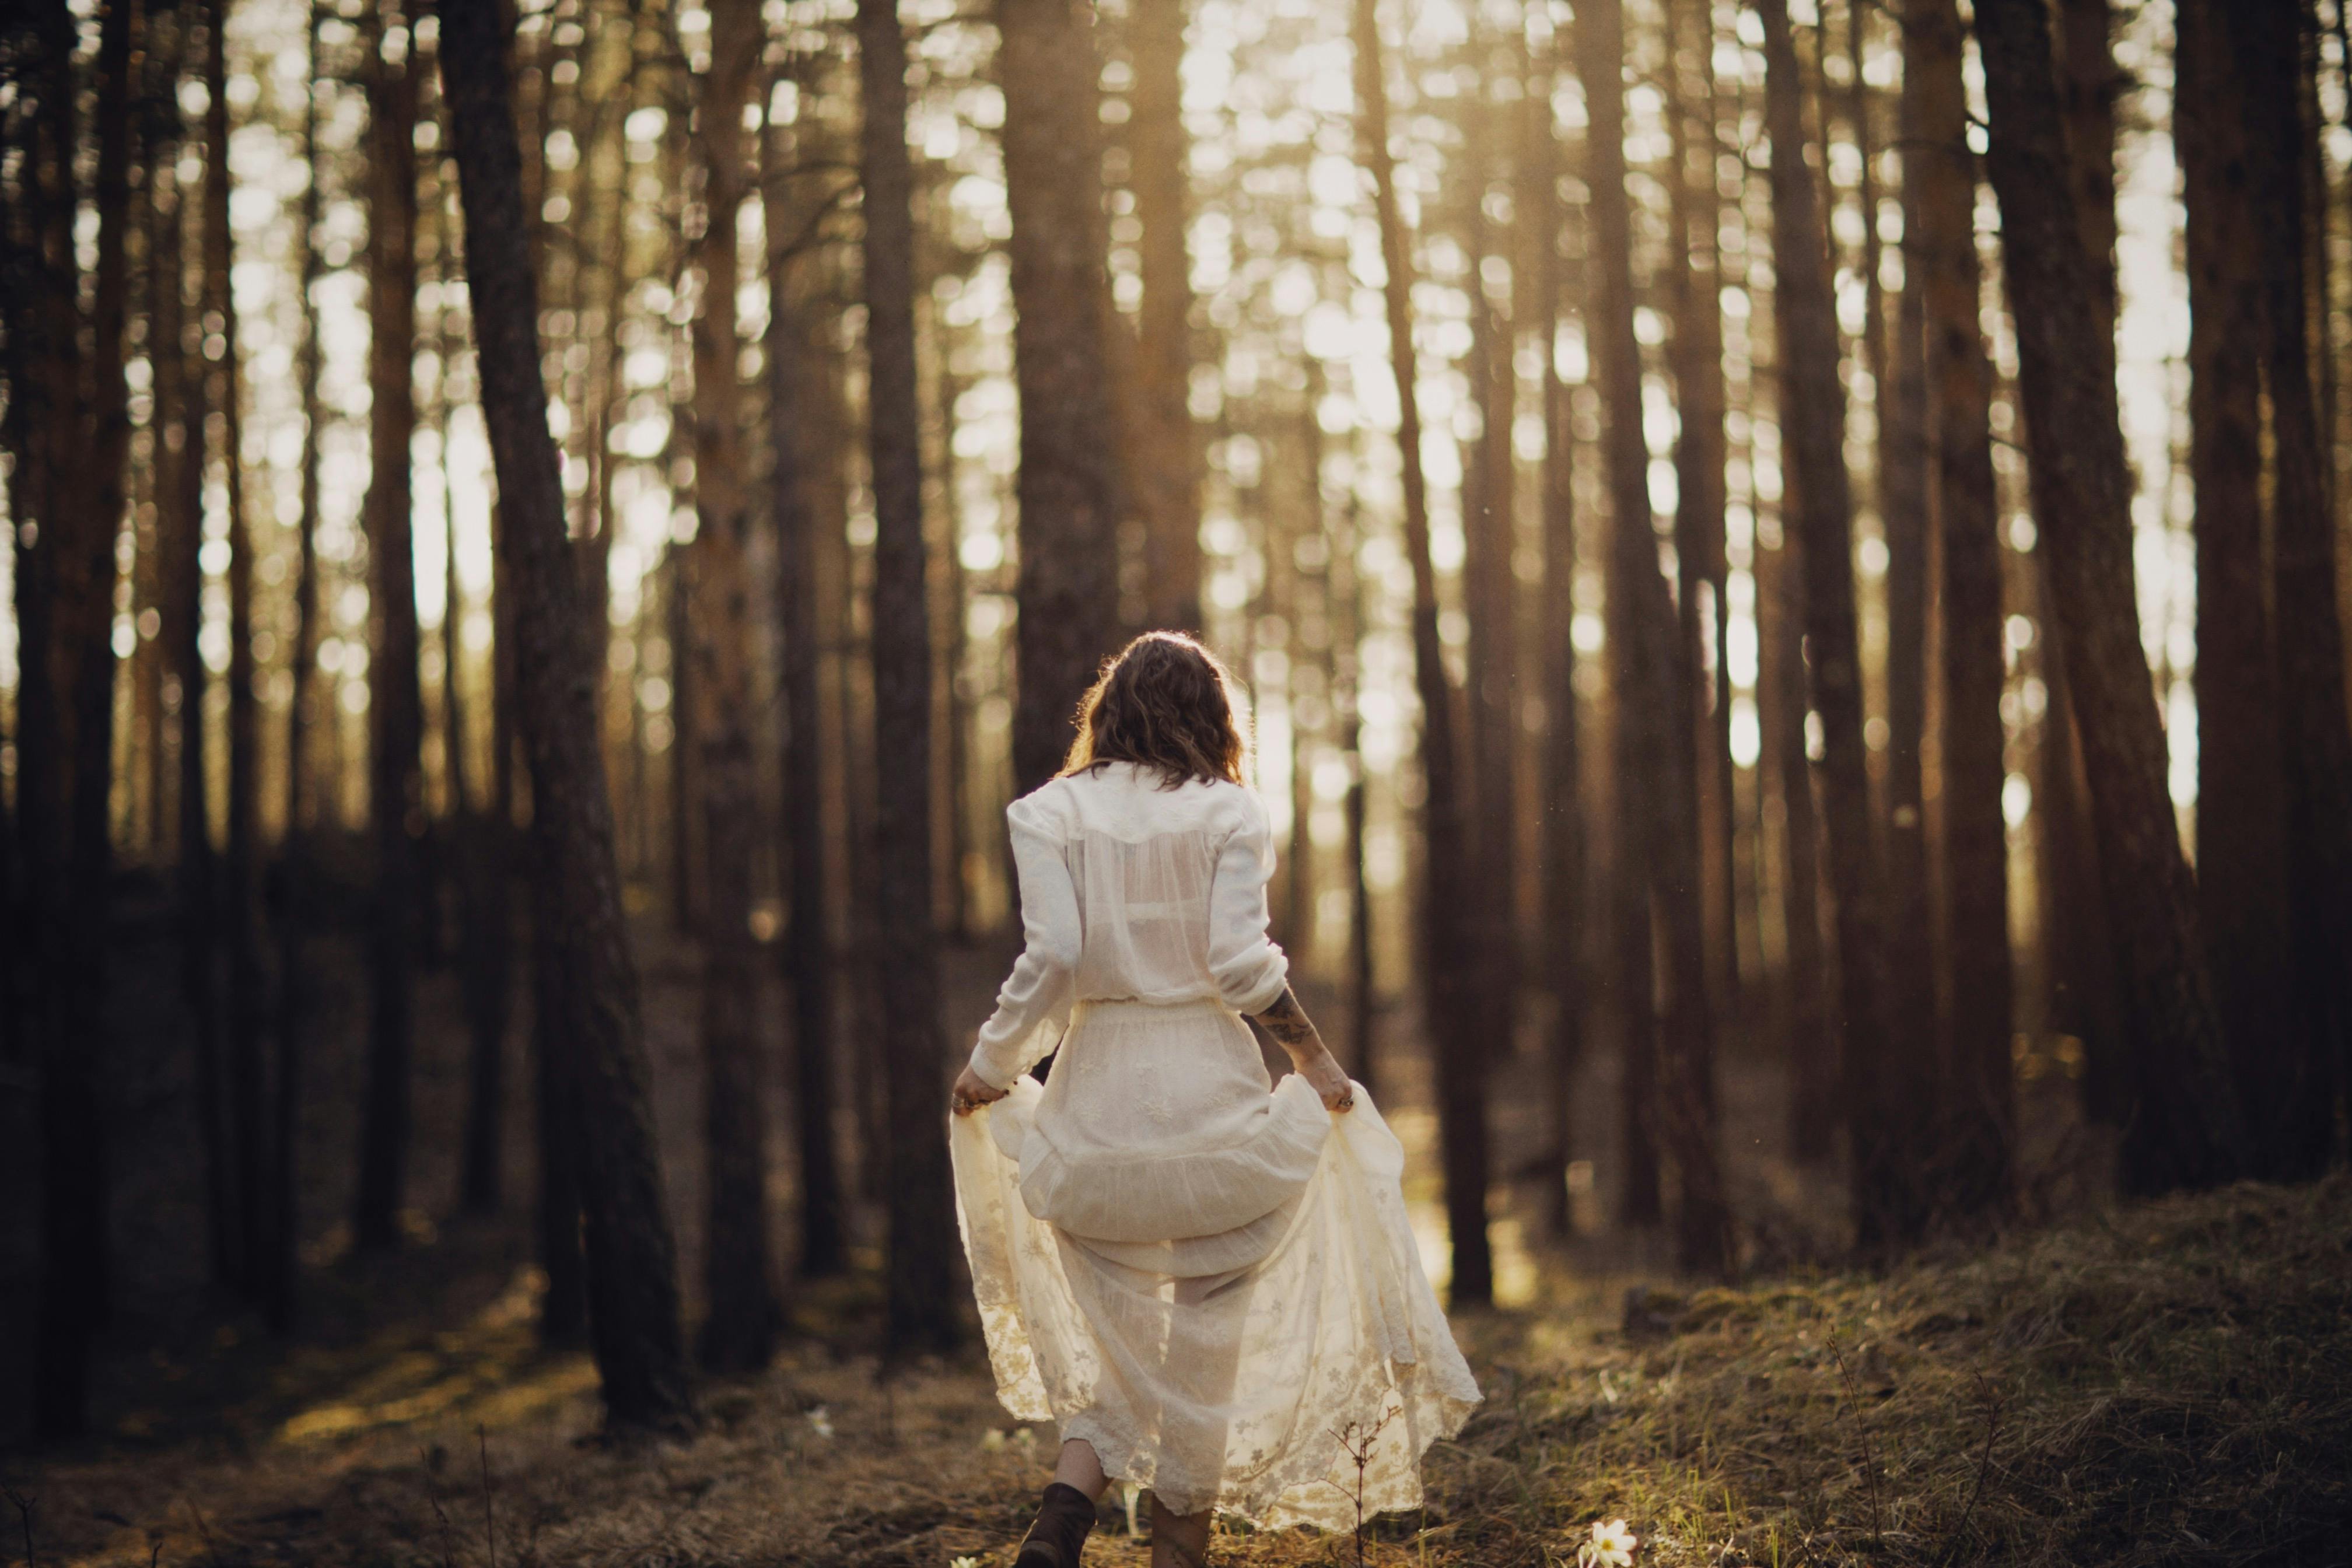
[4,0,2351,1443]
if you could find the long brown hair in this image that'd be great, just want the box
[1060,632,1249,789]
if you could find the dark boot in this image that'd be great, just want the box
[1013,1481,1098,1568]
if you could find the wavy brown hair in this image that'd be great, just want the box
[1060,632,1248,789]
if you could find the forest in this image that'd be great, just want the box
[2,0,2351,1561]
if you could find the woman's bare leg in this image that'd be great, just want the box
[1149,1494,1212,1567]
[1052,1438,1109,1500]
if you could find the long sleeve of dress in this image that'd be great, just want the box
[1207,792,1291,1014]
[968,796,1082,1090]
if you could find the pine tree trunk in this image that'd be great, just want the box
[439,0,696,1434]
[266,4,328,1331]
[1530,41,1585,1238]
[355,10,424,1255]
[1875,4,1941,1218]
[1758,0,1913,1247]
[685,0,783,1375]
[999,0,1123,794]
[1973,0,2244,1194]
[861,0,963,1355]
[2225,0,2352,1177]
[764,105,849,1281]
[1354,0,1492,1303]
[1910,0,2013,1215]
[1591,0,1731,1276]
[2176,0,2296,1179]
[1129,0,1202,635]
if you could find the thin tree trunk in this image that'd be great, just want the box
[1354,0,1492,1303]
[1758,0,1913,1248]
[685,0,783,1374]
[1877,2,1941,1221]
[764,100,849,1281]
[1129,0,1202,634]
[355,8,424,1254]
[861,0,963,1356]
[2226,0,2352,1177]
[999,0,1124,795]
[439,0,696,1434]
[1974,0,2245,1194]
[1532,36,1585,1239]
[1591,0,1732,1276]
[1670,0,1740,1027]
[265,0,327,1331]
[1911,0,2013,1215]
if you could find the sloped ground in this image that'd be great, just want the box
[13,1172,2350,1567]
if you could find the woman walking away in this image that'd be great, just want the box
[950,632,1480,1568]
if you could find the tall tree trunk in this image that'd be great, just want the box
[999,0,1123,795]
[764,102,848,1280]
[2227,0,2352,1177]
[1910,0,2013,1216]
[439,0,696,1434]
[1874,4,1941,1216]
[686,0,783,1374]
[862,0,962,1356]
[1757,0,1914,1247]
[1531,38,1585,1238]
[1973,0,2244,1194]
[265,1,327,1331]
[355,9,424,1255]
[1129,0,1202,634]
[2176,0,2296,1179]
[13,0,130,1438]
[1590,0,1732,1276]
[1766,510,1835,1162]
[202,0,269,1297]
[1354,0,1492,1303]
[1670,0,1740,1026]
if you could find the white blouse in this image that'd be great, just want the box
[966,761,1290,1089]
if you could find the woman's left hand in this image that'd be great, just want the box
[951,1065,1009,1116]
[1299,1049,1356,1114]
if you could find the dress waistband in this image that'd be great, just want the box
[1070,995,1234,1023]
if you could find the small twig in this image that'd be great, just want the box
[1825,1335,1885,1549]
[1932,1374,2006,1568]
[1322,1406,1399,1568]
[477,1426,498,1568]
[420,1447,460,1568]
[3,1484,36,1568]
[180,1501,220,1568]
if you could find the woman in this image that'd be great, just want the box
[949,632,1480,1568]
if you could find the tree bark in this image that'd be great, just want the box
[1354,0,1492,1303]
[1591,0,1732,1276]
[764,100,849,1281]
[1910,0,2013,1216]
[999,0,1124,794]
[439,0,696,1434]
[1757,0,1913,1247]
[1530,38,1586,1238]
[355,8,424,1255]
[685,0,783,1375]
[1974,0,2244,1193]
[1128,0,1202,634]
[2225,0,2352,1178]
[861,0,964,1355]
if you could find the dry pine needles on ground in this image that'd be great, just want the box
[13,1175,2350,1567]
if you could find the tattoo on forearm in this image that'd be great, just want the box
[1251,986,1324,1052]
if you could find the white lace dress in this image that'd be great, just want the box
[949,762,1480,1528]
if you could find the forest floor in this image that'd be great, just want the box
[6,878,2348,1565]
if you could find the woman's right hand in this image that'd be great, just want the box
[951,1065,1009,1116]
[1298,1048,1356,1114]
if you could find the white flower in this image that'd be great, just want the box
[1577,1518,1637,1568]
[1011,1426,1038,1454]
[980,1429,1007,1452]
[951,1558,981,1568]
[806,1406,835,1440]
